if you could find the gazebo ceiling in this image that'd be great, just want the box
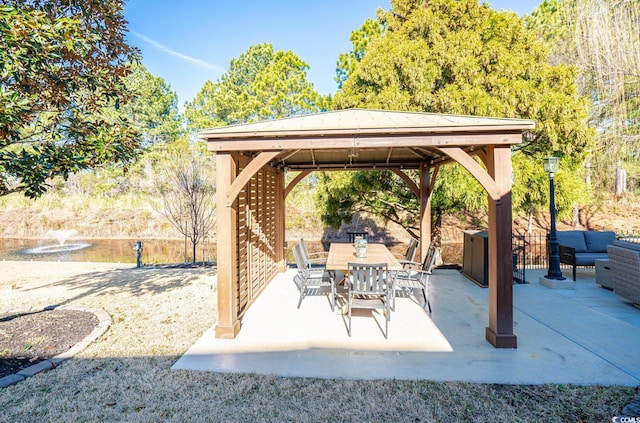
[201,109,535,170]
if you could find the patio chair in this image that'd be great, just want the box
[393,238,419,268]
[346,231,368,243]
[298,238,328,268]
[346,262,394,338]
[392,244,438,312]
[292,242,335,311]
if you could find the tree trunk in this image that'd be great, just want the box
[527,205,534,234]
[192,240,197,263]
[585,159,591,186]
[615,167,627,196]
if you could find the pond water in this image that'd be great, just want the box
[0,238,215,264]
[0,238,463,266]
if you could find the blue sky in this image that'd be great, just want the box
[124,1,541,111]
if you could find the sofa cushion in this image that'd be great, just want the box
[556,231,588,253]
[611,240,640,252]
[584,231,617,253]
[574,252,609,266]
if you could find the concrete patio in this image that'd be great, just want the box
[173,267,640,385]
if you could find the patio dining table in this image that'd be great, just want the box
[326,242,402,271]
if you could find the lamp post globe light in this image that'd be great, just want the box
[544,157,566,281]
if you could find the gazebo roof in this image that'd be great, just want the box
[201,109,535,170]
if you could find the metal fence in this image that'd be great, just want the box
[512,230,640,276]
[513,233,547,271]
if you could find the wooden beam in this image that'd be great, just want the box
[391,169,419,197]
[275,170,286,271]
[419,162,433,262]
[437,147,503,201]
[286,163,422,171]
[227,151,280,205]
[430,164,440,190]
[485,145,517,348]
[208,133,524,153]
[475,149,488,167]
[215,152,241,339]
[284,170,312,199]
[202,123,533,141]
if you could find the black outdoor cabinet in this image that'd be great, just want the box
[462,230,489,287]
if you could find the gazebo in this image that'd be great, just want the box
[200,109,535,348]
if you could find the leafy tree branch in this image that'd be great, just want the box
[0,0,141,198]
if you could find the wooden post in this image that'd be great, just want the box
[275,169,286,271]
[485,145,517,348]
[215,152,241,339]
[419,162,432,262]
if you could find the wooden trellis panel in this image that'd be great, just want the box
[235,156,279,318]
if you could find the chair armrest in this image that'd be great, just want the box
[399,260,421,269]
[395,268,432,276]
[392,269,432,290]
[558,245,576,264]
[307,251,329,259]
[304,258,327,268]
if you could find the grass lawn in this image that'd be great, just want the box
[0,261,634,422]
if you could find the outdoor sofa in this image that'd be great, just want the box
[556,230,617,281]
[607,240,640,306]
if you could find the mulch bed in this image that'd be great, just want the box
[0,309,98,378]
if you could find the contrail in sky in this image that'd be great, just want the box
[131,30,223,71]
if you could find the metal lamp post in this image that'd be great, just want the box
[544,157,565,280]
